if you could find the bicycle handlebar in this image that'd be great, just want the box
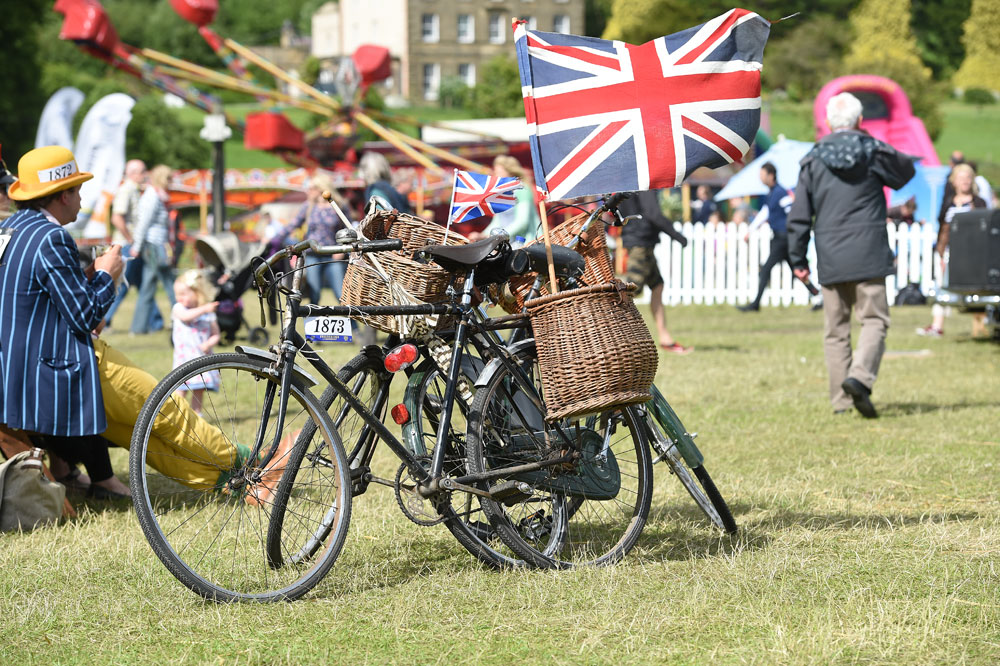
[253,237,403,291]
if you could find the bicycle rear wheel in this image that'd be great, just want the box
[465,342,653,568]
[129,353,352,602]
[404,359,532,568]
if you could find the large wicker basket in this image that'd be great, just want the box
[503,212,615,313]
[525,280,657,421]
[341,209,468,333]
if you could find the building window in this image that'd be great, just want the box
[458,63,476,87]
[553,14,570,34]
[457,14,475,43]
[523,16,537,31]
[423,63,441,101]
[489,12,505,43]
[422,14,439,43]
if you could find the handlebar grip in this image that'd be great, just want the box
[357,239,403,253]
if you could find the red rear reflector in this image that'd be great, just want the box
[391,403,410,425]
[384,343,419,373]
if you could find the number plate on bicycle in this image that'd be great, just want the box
[304,316,352,342]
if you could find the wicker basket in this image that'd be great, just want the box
[341,210,469,333]
[525,280,657,421]
[359,209,468,251]
[504,212,615,313]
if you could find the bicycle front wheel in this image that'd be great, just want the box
[129,353,352,602]
[466,342,653,568]
[644,396,737,534]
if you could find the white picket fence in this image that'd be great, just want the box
[633,222,940,306]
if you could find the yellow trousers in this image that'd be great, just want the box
[94,339,238,490]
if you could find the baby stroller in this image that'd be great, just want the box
[193,232,269,346]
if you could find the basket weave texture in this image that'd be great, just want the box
[341,209,468,333]
[525,280,658,421]
[504,212,615,313]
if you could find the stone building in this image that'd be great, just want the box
[310,0,585,104]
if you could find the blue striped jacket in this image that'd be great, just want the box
[0,209,115,436]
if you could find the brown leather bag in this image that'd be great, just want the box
[0,425,76,518]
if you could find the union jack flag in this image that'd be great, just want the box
[448,169,522,225]
[514,9,770,201]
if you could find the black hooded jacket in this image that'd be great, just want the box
[787,129,915,285]
[619,189,687,249]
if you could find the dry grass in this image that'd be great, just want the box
[2,292,998,664]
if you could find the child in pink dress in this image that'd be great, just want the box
[172,270,220,414]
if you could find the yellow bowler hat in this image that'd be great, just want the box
[7,146,93,201]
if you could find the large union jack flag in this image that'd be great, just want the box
[448,169,522,225]
[514,9,770,201]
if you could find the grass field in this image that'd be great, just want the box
[2,291,997,664]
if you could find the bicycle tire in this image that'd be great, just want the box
[129,353,352,602]
[266,351,388,566]
[466,341,653,569]
[645,402,737,534]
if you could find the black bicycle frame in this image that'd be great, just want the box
[261,262,575,493]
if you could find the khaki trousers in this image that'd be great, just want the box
[94,339,237,489]
[821,279,890,411]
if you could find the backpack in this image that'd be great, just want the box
[894,283,927,306]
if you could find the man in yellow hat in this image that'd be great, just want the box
[2,147,290,502]
[0,146,134,495]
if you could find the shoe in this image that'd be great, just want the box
[833,409,849,415]
[245,429,300,507]
[811,302,824,311]
[661,342,693,355]
[88,484,130,500]
[915,326,942,338]
[841,378,878,419]
[737,303,759,312]
[56,468,91,495]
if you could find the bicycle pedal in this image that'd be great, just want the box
[489,480,533,506]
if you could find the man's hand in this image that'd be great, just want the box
[94,245,125,281]
[793,267,810,282]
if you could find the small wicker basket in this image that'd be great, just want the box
[525,280,658,421]
[340,209,469,333]
[504,212,615,313]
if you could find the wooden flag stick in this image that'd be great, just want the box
[537,195,559,295]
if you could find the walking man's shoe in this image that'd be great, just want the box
[737,303,760,312]
[841,378,878,419]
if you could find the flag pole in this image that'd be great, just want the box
[443,168,457,245]
[537,194,559,294]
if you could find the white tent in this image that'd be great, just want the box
[714,139,813,201]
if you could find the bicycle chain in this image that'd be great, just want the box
[394,458,446,527]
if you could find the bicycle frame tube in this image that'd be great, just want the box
[648,385,704,468]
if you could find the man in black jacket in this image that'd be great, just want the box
[788,92,915,418]
[619,189,692,354]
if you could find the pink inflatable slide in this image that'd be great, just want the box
[814,75,940,165]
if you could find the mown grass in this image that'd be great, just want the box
[1,289,997,664]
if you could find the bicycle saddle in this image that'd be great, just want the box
[522,243,585,279]
[418,235,508,269]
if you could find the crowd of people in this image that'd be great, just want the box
[0,91,995,514]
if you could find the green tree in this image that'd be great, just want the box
[602,1,858,43]
[585,0,615,37]
[763,15,852,101]
[468,56,525,118]
[843,0,945,139]
[125,96,211,168]
[911,0,972,79]
[0,0,52,161]
[953,0,1000,92]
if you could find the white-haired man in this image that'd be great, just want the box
[788,92,915,418]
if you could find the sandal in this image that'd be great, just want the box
[56,468,91,495]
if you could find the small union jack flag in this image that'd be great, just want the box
[514,9,771,201]
[448,169,522,225]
